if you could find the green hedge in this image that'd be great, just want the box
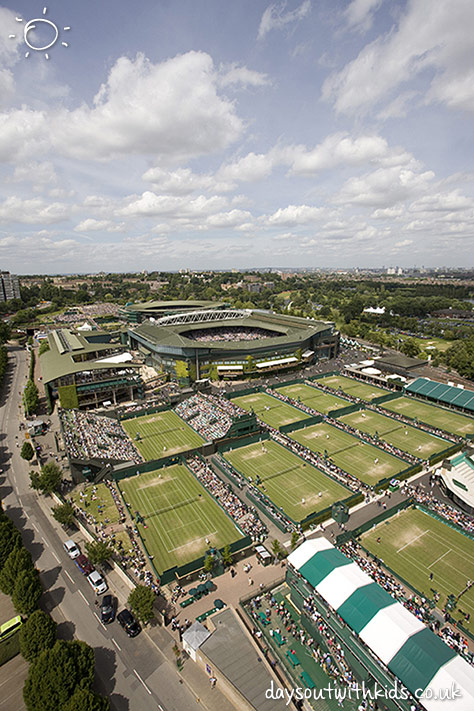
[0,346,8,388]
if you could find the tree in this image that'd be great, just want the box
[0,546,34,595]
[290,531,300,550]
[30,462,62,496]
[12,567,42,615]
[24,379,39,415]
[128,585,155,625]
[19,610,57,662]
[21,441,35,461]
[52,502,75,528]
[0,321,11,345]
[221,544,233,568]
[203,553,215,574]
[0,519,22,570]
[63,689,110,711]
[84,540,113,567]
[271,539,282,562]
[400,338,421,358]
[23,640,95,711]
[38,341,50,356]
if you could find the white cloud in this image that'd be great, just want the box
[343,0,383,33]
[118,191,228,219]
[394,239,413,248]
[74,219,126,233]
[0,51,244,164]
[203,209,253,229]
[335,165,435,207]
[219,152,277,182]
[0,196,70,224]
[12,161,57,187]
[323,0,474,115]
[142,167,234,195]
[258,1,311,40]
[288,133,391,175]
[264,204,324,226]
[218,63,271,88]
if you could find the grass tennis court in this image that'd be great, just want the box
[118,464,242,572]
[224,439,349,522]
[232,391,310,429]
[276,382,350,414]
[317,374,389,401]
[121,410,204,461]
[381,396,474,437]
[289,422,407,484]
[72,482,121,524]
[340,409,450,459]
[361,507,474,625]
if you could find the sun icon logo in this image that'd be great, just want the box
[9,6,70,60]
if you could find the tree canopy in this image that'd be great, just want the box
[19,610,57,662]
[128,585,155,624]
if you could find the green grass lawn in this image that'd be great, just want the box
[232,391,310,429]
[121,410,204,461]
[361,507,474,626]
[317,374,389,401]
[382,396,474,437]
[118,464,242,573]
[71,482,121,524]
[340,409,450,459]
[224,439,349,522]
[289,422,406,484]
[276,382,350,413]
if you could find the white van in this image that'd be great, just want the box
[87,571,108,595]
[63,540,80,559]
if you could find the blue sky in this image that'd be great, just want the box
[1,0,473,273]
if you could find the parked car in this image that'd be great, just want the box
[63,539,80,559]
[100,594,116,624]
[117,609,141,637]
[74,554,94,575]
[87,570,108,595]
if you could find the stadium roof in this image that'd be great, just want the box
[40,329,139,384]
[406,378,474,414]
[440,451,474,510]
[376,353,428,370]
[130,310,332,352]
[288,538,474,710]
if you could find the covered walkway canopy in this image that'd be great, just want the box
[288,538,474,710]
[406,378,474,414]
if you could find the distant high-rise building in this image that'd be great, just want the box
[0,271,20,301]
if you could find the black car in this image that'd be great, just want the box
[100,595,116,624]
[117,609,141,637]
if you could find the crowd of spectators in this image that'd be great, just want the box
[408,484,474,536]
[186,455,267,540]
[175,392,246,440]
[60,408,142,463]
[185,326,278,342]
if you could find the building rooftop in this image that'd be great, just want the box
[200,608,287,711]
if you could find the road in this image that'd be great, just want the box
[0,346,204,711]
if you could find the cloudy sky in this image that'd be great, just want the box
[1,0,473,273]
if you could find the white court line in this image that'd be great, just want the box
[112,638,121,651]
[133,669,152,695]
[64,571,74,583]
[78,590,89,605]
[397,529,429,553]
[167,531,217,553]
[429,550,451,569]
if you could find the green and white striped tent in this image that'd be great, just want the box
[288,538,474,710]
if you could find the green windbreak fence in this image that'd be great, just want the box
[227,385,263,400]
[373,392,402,405]
[416,504,474,543]
[300,492,364,531]
[428,443,462,466]
[217,431,269,453]
[336,497,415,545]
[279,414,323,434]
[112,453,188,481]
[118,403,171,421]
[212,456,244,489]
[328,403,362,418]
[245,490,292,532]
[374,463,422,492]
